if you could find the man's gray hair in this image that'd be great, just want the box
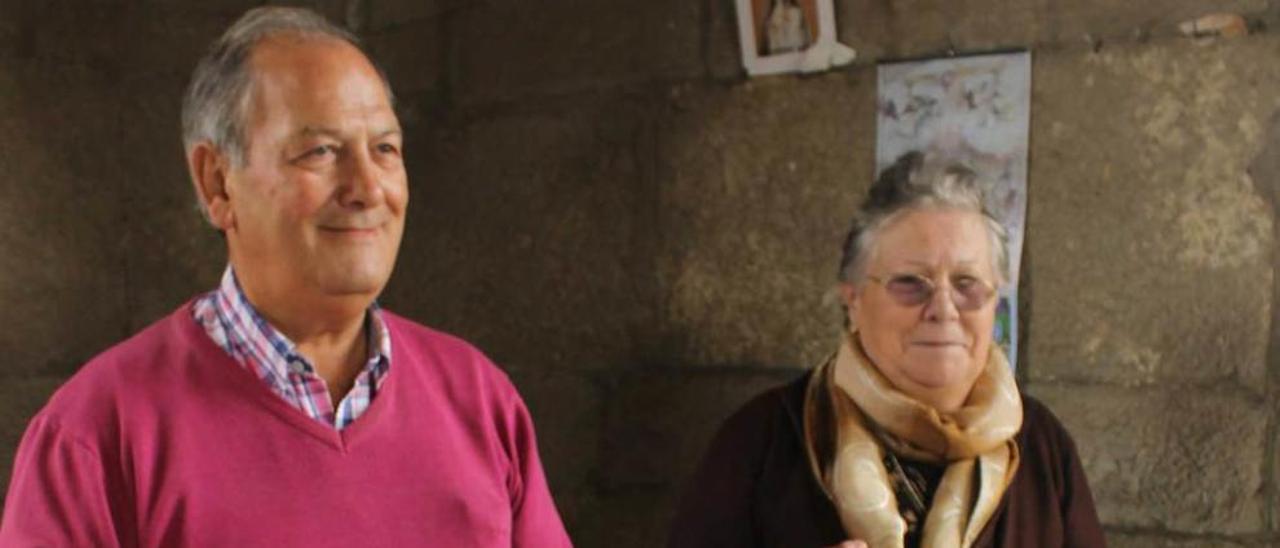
[180,6,390,167]
[837,151,1011,286]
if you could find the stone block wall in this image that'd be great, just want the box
[3,0,1280,546]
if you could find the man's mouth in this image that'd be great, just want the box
[911,340,965,347]
[319,224,381,236]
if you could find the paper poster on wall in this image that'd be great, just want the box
[875,51,1031,369]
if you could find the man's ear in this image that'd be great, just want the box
[187,142,235,231]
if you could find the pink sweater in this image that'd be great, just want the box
[0,303,572,547]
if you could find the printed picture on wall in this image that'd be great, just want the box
[875,51,1032,369]
[735,0,851,75]
[752,0,818,55]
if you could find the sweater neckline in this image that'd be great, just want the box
[171,299,400,452]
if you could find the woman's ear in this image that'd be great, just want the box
[838,282,860,330]
[187,142,235,231]
[838,282,858,312]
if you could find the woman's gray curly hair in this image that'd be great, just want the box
[836,151,1010,287]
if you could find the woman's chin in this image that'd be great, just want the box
[899,357,974,392]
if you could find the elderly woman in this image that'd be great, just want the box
[668,152,1105,547]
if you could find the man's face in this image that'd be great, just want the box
[222,36,407,306]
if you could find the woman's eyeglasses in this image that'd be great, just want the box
[865,273,996,311]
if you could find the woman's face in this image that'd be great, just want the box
[841,208,999,411]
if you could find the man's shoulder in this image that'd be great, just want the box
[77,302,200,379]
[35,304,202,440]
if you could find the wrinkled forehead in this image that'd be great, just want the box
[243,35,397,129]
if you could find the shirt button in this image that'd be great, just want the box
[289,361,307,375]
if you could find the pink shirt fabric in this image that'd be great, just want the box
[0,303,572,547]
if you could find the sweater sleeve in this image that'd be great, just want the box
[0,414,124,547]
[504,392,572,548]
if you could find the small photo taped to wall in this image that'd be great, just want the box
[735,0,840,76]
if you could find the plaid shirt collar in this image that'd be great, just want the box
[192,266,392,429]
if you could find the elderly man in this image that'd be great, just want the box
[0,7,571,546]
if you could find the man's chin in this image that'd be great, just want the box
[314,268,392,298]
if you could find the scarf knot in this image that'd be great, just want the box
[804,333,1023,548]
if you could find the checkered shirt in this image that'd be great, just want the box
[191,267,392,430]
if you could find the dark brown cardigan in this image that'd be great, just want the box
[668,373,1106,548]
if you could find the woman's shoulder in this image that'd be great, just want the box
[1011,392,1090,501]
[668,371,841,548]
[1017,393,1081,455]
[998,393,1107,545]
[680,370,817,497]
[709,371,811,452]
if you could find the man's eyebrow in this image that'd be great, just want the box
[298,126,342,139]
[295,126,402,139]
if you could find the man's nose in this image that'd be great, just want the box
[339,148,386,209]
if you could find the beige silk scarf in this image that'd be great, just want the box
[804,332,1023,548]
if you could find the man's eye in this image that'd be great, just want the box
[295,145,338,163]
[375,143,400,155]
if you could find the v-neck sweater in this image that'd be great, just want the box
[0,302,571,547]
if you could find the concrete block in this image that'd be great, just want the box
[0,5,235,371]
[705,0,745,81]
[113,76,226,330]
[1047,0,1269,45]
[1273,409,1280,536]
[598,368,799,490]
[121,13,233,81]
[0,61,132,377]
[502,369,603,532]
[1025,38,1279,390]
[365,16,445,96]
[831,0,1268,61]
[368,0,457,30]
[453,0,704,105]
[13,5,231,83]
[1106,531,1248,548]
[512,371,612,545]
[1029,383,1266,534]
[836,0,1045,61]
[569,487,676,548]
[1250,98,1280,214]
[0,4,22,56]
[379,95,662,373]
[144,0,263,17]
[587,369,796,547]
[265,0,353,29]
[938,0,1045,53]
[0,376,67,507]
[653,74,876,369]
